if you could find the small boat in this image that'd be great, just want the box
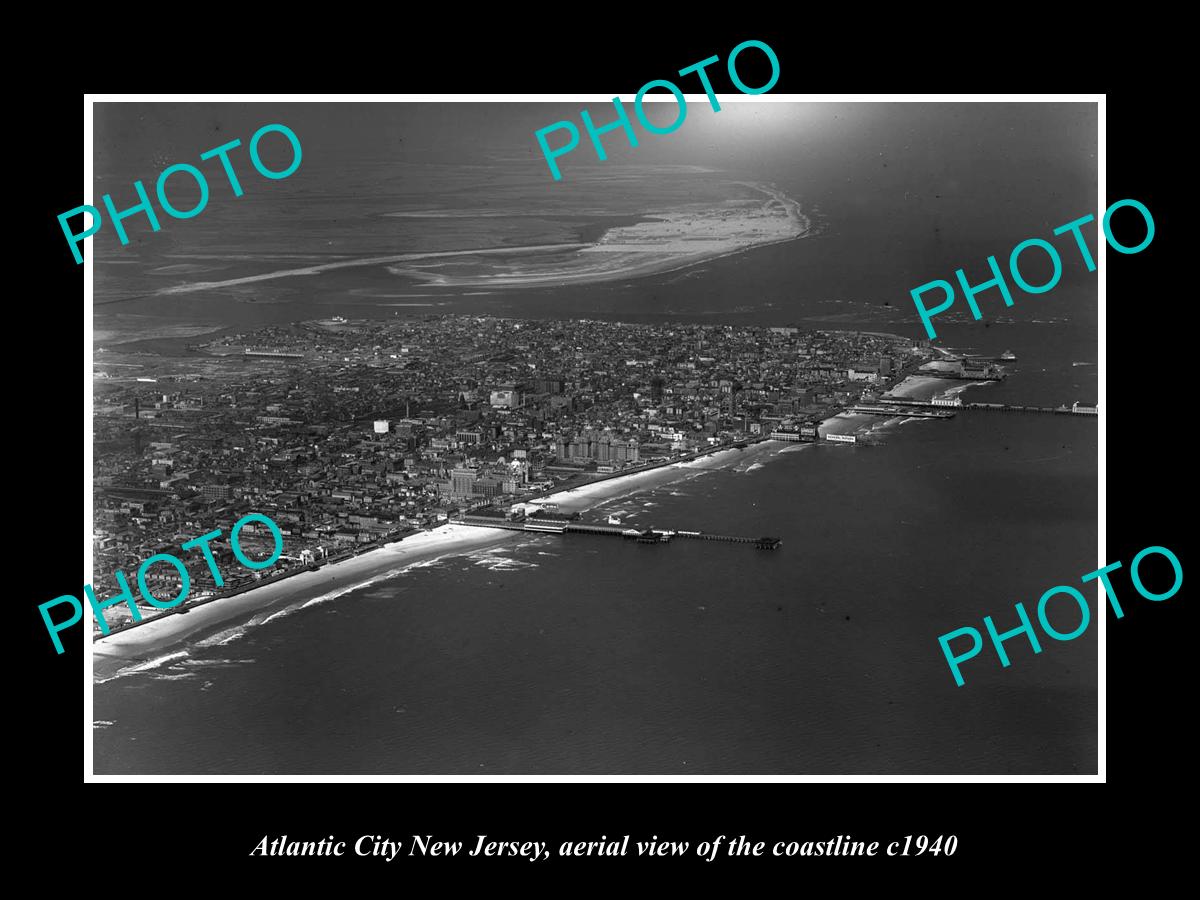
[1000,350,1017,360]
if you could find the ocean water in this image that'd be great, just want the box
[92,321,1097,773]
[93,103,1098,773]
[93,406,1096,774]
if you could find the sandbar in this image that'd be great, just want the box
[154,184,809,296]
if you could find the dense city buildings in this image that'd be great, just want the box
[91,315,934,628]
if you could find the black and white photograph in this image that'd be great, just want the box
[82,96,1101,776]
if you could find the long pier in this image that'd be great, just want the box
[961,402,1096,416]
[877,398,1096,416]
[458,515,782,550]
[849,405,955,418]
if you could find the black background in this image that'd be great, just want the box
[20,22,1187,886]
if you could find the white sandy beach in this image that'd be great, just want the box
[533,445,755,513]
[92,524,520,680]
[92,444,773,681]
[818,374,984,438]
[886,374,949,400]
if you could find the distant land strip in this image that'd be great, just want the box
[153,243,592,296]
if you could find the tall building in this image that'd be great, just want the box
[558,430,638,465]
[568,435,591,460]
[456,429,483,446]
[613,440,639,463]
[450,468,476,499]
[595,435,612,463]
[472,479,502,499]
[201,484,233,502]
[490,387,522,409]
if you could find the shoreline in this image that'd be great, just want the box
[93,524,523,681]
[817,370,996,439]
[93,364,988,683]
[92,441,775,682]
